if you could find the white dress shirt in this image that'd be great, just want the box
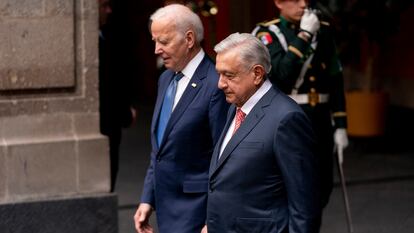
[172,49,205,110]
[219,79,272,157]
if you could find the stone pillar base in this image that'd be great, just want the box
[0,193,118,233]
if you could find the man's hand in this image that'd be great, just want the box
[134,203,154,233]
[334,128,349,149]
[334,128,349,163]
[300,9,320,36]
[201,225,208,233]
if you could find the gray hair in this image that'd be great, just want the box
[150,4,204,43]
[214,33,271,74]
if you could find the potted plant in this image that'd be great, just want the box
[325,0,407,137]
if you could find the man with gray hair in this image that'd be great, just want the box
[205,33,321,233]
[133,4,228,233]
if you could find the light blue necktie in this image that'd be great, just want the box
[156,72,184,146]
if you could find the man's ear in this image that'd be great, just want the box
[252,65,266,85]
[274,0,282,10]
[185,30,195,49]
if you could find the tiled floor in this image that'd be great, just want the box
[115,105,414,233]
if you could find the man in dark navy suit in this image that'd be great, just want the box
[206,33,320,233]
[133,4,228,233]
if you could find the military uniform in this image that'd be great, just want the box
[253,16,347,207]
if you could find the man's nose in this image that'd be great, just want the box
[154,43,162,54]
[299,0,308,8]
[217,76,227,90]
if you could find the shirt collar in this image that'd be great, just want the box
[279,16,298,30]
[240,79,272,115]
[181,49,205,79]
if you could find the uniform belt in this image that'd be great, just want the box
[288,93,329,105]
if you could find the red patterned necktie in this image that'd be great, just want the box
[232,108,246,135]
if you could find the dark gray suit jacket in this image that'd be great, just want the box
[207,85,321,233]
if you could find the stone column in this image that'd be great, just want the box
[0,1,117,232]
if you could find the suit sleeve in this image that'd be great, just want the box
[324,28,347,129]
[139,76,167,208]
[140,155,156,208]
[275,111,321,233]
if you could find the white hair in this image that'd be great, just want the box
[214,33,271,74]
[150,4,204,43]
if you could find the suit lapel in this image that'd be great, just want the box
[210,87,277,178]
[158,55,210,151]
[209,106,236,175]
[151,71,175,148]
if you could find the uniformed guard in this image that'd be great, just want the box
[253,0,349,230]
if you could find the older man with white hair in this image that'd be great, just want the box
[205,33,321,233]
[133,4,228,233]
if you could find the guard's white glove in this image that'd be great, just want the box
[300,9,320,36]
[334,128,349,163]
[334,128,349,149]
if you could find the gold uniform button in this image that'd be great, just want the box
[308,64,312,69]
[321,63,326,70]
[310,88,316,93]
[309,76,316,82]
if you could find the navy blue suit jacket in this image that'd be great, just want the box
[141,55,229,233]
[207,86,321,233]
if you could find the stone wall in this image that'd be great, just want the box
[0,0,116,232]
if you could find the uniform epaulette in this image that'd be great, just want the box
[333,112,347,117]
[320,21,330,26]
[258,18,280,27]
